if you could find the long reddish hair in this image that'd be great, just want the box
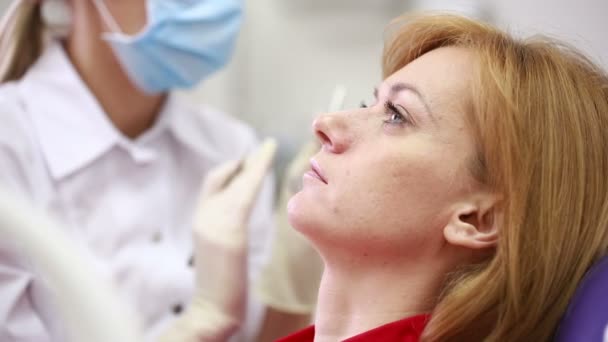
[383,14,608,341]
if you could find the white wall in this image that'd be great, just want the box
[491,0,608,68]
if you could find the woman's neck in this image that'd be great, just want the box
[65,9,165,139]
[312,259,441,342]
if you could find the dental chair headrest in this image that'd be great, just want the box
[554,255,608,342]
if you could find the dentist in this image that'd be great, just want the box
[0,0,280,340]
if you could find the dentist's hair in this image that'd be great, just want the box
[0,1,44,82]
[383,14,608,341]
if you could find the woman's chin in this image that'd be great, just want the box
[287,194,305,230]
[287,192,320,235]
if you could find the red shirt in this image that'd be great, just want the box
[275,314,430,342]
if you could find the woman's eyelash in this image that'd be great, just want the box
[360,100,413,126]
[384,101,411,125]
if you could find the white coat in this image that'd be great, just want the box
[0,42,274,342]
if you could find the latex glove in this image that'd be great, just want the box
[255,140,324,314]
[158,138,277,342]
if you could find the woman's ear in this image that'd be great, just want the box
[443,194,501,250]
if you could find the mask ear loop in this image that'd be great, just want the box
[91,0,122,33]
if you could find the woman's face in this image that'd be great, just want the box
[288,47,482,262]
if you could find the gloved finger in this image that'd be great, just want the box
[228,138,277,208]
[200,159,243,198]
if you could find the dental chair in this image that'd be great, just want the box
[554,254,608,342]
[0,190,143,342]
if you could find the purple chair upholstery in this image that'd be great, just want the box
[554,255,608,341]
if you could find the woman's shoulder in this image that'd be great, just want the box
[169,97,261,158]
[198,103,257,139]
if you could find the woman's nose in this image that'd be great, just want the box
[313,112,349,153]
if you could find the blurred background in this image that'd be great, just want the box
[2,0,606,177]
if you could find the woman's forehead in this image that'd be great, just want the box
[384,47,475,92]
[390,49,474,113]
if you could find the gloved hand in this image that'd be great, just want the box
[255,140,324,314]
[158,138,277,342]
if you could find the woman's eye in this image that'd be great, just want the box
[386,112,405,124]
[383,101,411,126]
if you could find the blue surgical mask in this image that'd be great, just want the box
[92,0,243,94]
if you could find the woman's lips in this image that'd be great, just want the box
[309,159,328,184]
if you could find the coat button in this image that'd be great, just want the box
[172,303,183,315]
[151,232,163,243]
[188,255,194,267]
